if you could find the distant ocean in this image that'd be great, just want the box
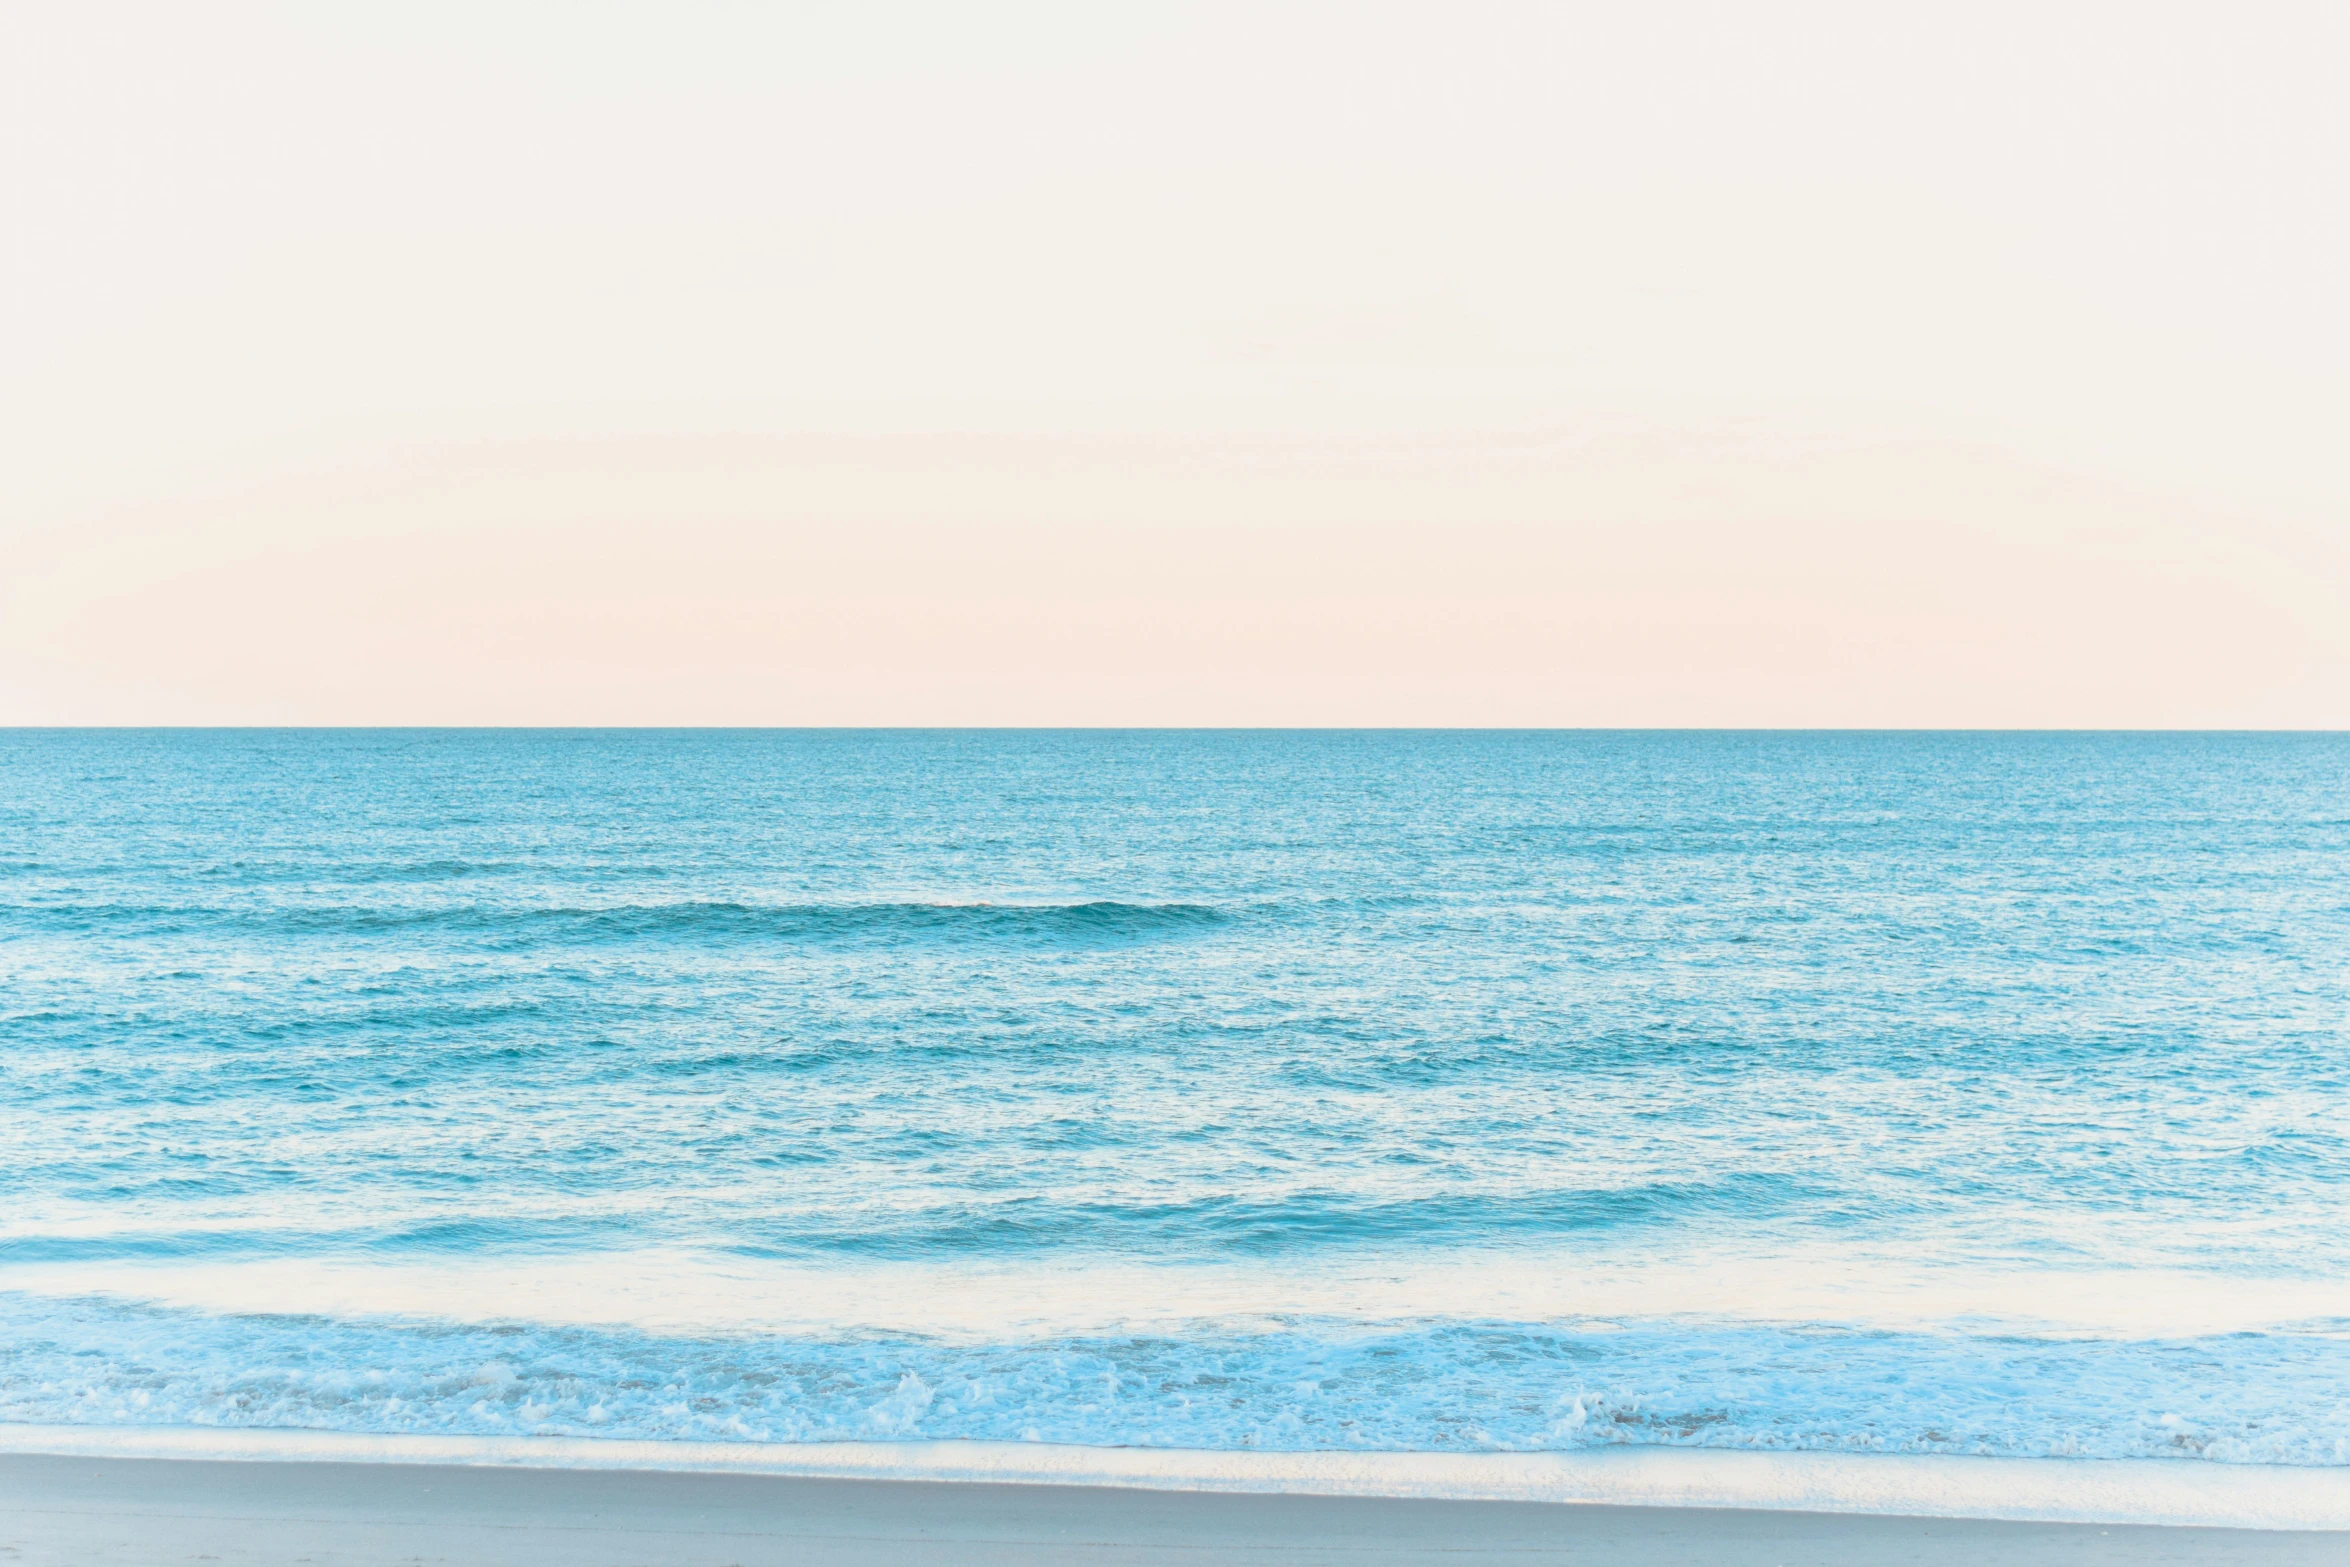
[4,731,2347,1473]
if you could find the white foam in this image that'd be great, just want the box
[6,1247,2344,1339]
[2,1423,2343,1531]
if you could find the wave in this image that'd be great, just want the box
[0,899,1239,947]
[0,1218,639,1266]
[5,1291,2348,1471]
[757,1178,1833,1259]
[0,1180,1818,1267]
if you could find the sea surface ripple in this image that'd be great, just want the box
[2,730,2346,1465]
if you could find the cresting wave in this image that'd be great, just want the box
[0,1177,1840,1264]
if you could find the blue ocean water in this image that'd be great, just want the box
[3,730,2347,1466]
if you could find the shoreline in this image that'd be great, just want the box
[3,1424,2345,1532]
[4,1451,2345,1567]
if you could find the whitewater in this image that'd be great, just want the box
[3,730,2347,1503]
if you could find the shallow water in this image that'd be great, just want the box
[3,731,2346,1464]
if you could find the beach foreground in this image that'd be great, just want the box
[3,1455,2342,1567]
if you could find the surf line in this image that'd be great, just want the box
[0,1425,2343,1532]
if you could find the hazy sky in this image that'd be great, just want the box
[6,2,2345,725]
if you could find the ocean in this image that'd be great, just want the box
[3,730,2347,1473]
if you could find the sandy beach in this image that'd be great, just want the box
[3,1453,2342,1567]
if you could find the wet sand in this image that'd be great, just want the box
[3,1452,2342,1566]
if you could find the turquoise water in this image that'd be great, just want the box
[3,730,2347,1463]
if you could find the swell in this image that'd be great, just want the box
[0,898,1238,946]
[0,1179,1819,1267]
[763,1177,1832,1258]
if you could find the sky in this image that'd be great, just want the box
[5,2,2346,726]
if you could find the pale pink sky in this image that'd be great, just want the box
[5,3,2346,725]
